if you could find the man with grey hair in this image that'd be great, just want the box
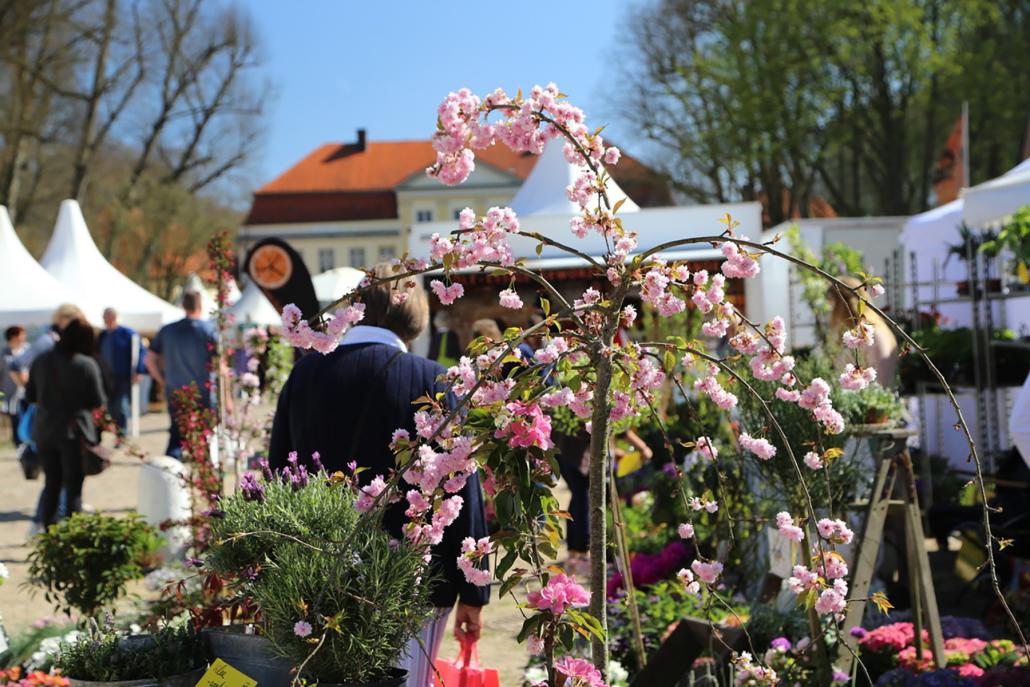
[97,307,146,434]
[145,290,216,458]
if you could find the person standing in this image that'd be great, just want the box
[16,305,88,537]
[1,326,28,446]
[269,263,489,687]
[145,290,216,459]
[26,318,107,528]
[97,308,146,435]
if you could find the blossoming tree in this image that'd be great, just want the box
[278,84,1026,686]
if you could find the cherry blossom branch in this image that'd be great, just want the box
[637,233,1028,656]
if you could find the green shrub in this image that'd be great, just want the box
[55,622,204,681]
[207,472,434,683]
[27,513,160,617]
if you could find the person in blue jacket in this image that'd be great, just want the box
[97,308,147,434]
[269,263,489,687]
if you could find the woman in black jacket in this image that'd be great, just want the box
[27,317,107,528]
[269,264,489,687]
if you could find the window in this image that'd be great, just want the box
[318,248,335,273]
[378,245,396,261]
[415,208,434,223]
[349,247,367,268]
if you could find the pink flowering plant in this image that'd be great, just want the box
[274,83,1025,684]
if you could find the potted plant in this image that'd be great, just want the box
[946,225,1000,296]
[53,623,205,687]
[27,513,161,619]
[981,205,1030,289]
[203,463,434,686]
[836,382,904,427]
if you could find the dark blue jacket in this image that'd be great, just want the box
[269,343,490,608]
[97,326,146,379]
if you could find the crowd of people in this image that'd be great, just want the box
[0,291,217,531]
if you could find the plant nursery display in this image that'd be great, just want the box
[2,79,1026,687]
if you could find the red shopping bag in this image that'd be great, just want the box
[433,637,500,687]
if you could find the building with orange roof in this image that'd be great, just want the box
[239,129,670,273]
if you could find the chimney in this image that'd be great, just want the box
[356,128,367,152]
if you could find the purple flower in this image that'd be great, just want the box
[240,472,266,502]
[293,620,312,638]
[258,457,273,481]
[770,637,792,652]
[850,626,868,639]
[311,451,324,473]
[185,557,203,569]
[832,669,849,683]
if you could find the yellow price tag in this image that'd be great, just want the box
[194,659,257,687]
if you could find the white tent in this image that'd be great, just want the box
[962,157,1030,228]
[901,159,1030,330]
[41,200,182,331]
[509,137,640,217]
[0,206,76,329]
[226,281,280,327]
[313,266,365,306]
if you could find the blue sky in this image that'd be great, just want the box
[248,0,639,185]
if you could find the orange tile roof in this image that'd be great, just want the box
[258,140,538,194]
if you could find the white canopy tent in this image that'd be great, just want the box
[312,266,365,306]
[0,206,77,329]
[901,159,1030,331]
[226,281,281,327]
[962,157,1030,228]
[508,137,640,217]
[41,200,182,331]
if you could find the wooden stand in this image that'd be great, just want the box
[839,428,945,675]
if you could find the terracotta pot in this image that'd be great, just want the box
[864,409,891,425]
[201,626,292,685]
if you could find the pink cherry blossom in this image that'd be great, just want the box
[677,568,700,595]
[775,511,805,542]
[690,559,723,584]
[816,518,854,544]
[842,321,876,349]
[553,656,606,687]
[430,280,465,305]
[678,523,695,539]
[498,288,524,309]
[786,565,820,594]
[696,436,718,460]
[839,363,877,391]
[803,451,824,470]
[526,573,590,615]
[739,433,777,460]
